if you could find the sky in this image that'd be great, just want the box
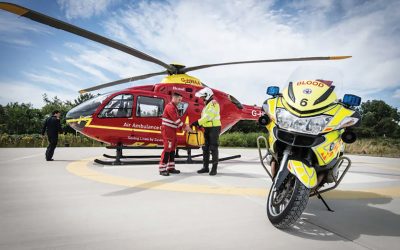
[0,0,399,108]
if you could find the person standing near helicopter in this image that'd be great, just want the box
[159,92,191,176]
[191,87,221,176]
[41,110,63,161]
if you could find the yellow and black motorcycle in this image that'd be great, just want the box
[257,67,361,229]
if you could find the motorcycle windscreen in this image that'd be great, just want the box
[283,65,344,112]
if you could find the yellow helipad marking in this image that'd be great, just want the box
[67,158,267,197]
[66,158,400,199]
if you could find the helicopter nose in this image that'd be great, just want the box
[66,93,109,132]
[66,106,94,133]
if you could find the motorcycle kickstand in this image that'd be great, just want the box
[315,190,334,212]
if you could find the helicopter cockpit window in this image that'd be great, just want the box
[177,102,189,116]
[136,96,164,117]
[98,94,133,118]
[66,93,110,119]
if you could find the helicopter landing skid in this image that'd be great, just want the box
[94,146,241,166]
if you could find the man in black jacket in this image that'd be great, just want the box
[41,110,63,161]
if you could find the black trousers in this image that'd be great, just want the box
[202,126,221,169]
[46,135,58,160]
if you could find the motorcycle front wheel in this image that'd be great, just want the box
[267,175,310,229]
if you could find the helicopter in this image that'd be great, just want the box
[0,2,351,165]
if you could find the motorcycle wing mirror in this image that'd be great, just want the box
[342,94,361,107]
[266,86,280,97]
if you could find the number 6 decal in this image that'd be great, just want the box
[300,98,308,106]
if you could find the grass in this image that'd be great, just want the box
[0,132,399,158]
[0,133,103,147]
[219,132,400,158]
[345,137,400,157]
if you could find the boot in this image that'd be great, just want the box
[197,167,209,174]
[159,171,169,176]
[168,169,181,174]
[198,147,210,174]
[209,165,217,176]
[209,147,218,176]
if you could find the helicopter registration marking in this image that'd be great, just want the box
[180,78,202,86]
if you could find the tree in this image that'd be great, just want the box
[228,120,264,133]
[41,94,74,134]
[73,93,96,106]
[1,102,44,134]
[0,105,6,133]
[356,100,400,138]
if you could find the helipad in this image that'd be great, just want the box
[0,147,399,249]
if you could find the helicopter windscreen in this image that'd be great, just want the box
[66,93,110,119]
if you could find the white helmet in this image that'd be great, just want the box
[195,87,214,101]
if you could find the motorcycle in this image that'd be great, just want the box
[257,66,361,229]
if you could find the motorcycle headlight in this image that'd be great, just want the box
[276,108,332,135]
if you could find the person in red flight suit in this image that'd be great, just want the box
[159,92,192,176]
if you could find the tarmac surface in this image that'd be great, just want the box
[0,147,399,250]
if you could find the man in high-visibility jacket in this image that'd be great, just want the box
[191,87,221,176]
[159,92,191,176]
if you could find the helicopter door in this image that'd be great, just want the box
[95,94,134,143]
[134,95,165,145]
[97,94,134,119]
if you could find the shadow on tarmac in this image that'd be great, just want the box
[212,172,266,179]
[285,190,400,241]
[101,172,195,197]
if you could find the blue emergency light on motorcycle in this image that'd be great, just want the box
[266,86,280,96]
[342,94,361,107]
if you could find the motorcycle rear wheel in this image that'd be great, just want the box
[267,175,310,229]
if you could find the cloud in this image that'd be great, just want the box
[0,14,51,34]
[88,0,399,105]
[23,71,81,92]
[57,0,119,19]
[2,0,399,108]
[0,81,76,108]
[0,13,51,47]
[393,89,400,99]
[64,56,110,82]
[46,67,79,79]
[0,38,32,46]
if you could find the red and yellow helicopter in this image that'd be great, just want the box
[0,2,350,164]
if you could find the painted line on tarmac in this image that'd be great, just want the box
[352,162,400,173]
[66,158,400,199]
[1,153,43,164]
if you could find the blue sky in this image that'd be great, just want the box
[0,0,399,108]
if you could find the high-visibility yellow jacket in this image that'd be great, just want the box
[198,100,221,127]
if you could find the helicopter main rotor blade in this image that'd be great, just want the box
[79,71,168,94]
[183,56,352,73]
[0,2,172,70]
